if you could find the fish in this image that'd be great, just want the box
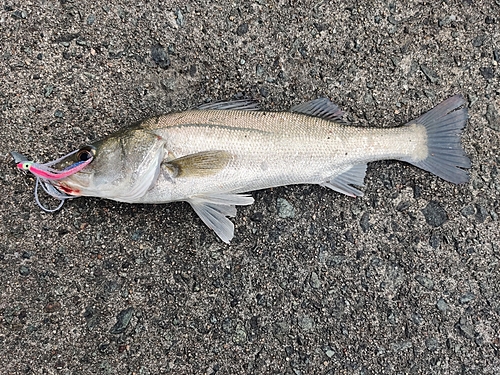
[14,95,470,243]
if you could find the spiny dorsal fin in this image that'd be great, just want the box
[197,99,260,111]
[165,150,232,178]
[291,98,348,124]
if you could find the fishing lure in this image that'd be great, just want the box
[12,149,94,212]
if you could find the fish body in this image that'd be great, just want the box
[21,96,470,242]
[136,109,427,202]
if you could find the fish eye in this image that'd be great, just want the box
[77,148,93,162]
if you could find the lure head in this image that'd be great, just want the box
[50,127,165,202]
[17,161,34,171]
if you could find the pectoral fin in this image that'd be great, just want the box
[321,164,367,197]
[188,193,255,243]
[165,151,232,178]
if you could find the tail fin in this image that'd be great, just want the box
[404,94,471,184]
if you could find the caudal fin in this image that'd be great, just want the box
[404,94,471,184]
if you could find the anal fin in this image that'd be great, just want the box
[321,164,367,197]
[188,193,255,243]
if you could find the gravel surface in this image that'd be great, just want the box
[1,1,499,374]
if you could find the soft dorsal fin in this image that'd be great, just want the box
[321,163,367,197]
[291,98,347,124]
[165,151,232,178]
[197,99,260,111]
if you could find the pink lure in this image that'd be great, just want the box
[17,157,93,180]
[13,149,94,213]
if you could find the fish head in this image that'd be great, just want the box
[51,127,165,201]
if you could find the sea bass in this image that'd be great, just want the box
[15,95,470,243]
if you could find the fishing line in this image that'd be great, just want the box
[35,178,66,212]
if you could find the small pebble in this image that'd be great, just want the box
[475,204,488,223]
[359,212,370,233]
[390,341,412,352]
[44,85,53,97]
[110,307,134,334]
[421,201,448,227]
[485,16,496,25]
[472,35,485,47]
[425,337,439,351]
[189,64,196,77]
[176,9,184,27]
[411,312,424,325]
[415,274,434,290]
[396,201,411,212]
[436,298,448,312]
[459,292,475,304]
[310,272,321,289]
[461,205,475,216]
[250,212,263,222]
[277,198,295,218]
[420,64,439,83]
[429,231,441,249]
[298,315,314,331]
[458,323,475,340]
[19,265,30,276]
[151,45,170,69]
[323,345,335,358]
[232,323,247,345]
[11,10,27,19]
[44,301,61,313]
[480,67,494,80]
[236,23,249,36]
[485,103,499,131]
[255,64,264,77]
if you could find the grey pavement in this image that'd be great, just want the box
[1,1,499,374]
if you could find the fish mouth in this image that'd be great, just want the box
[50,181,82,197]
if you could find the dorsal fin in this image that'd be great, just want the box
[291,98,348,124]
[197,99,260,111]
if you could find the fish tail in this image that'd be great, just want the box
[403,94,471,184]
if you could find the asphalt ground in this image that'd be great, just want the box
[0,1,499,374]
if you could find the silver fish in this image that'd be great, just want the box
[21,95,470,243]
